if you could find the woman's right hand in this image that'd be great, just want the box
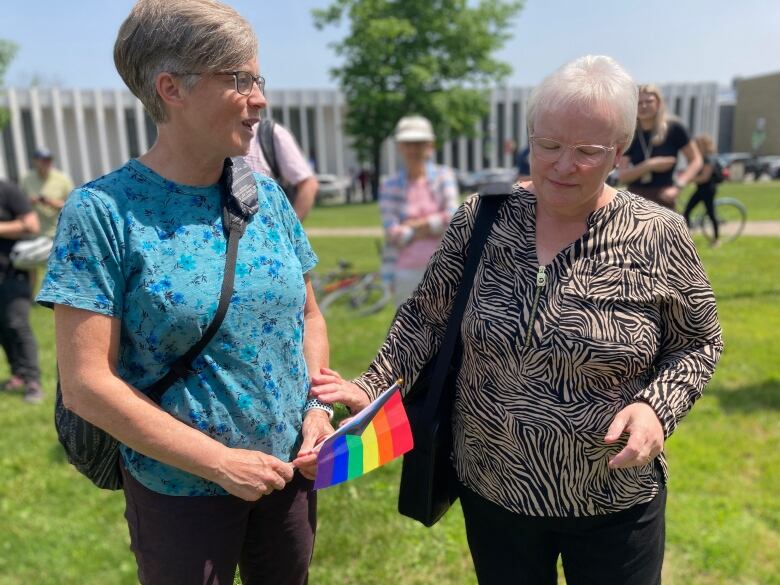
[212,447,294,501]
[309,367,371,413]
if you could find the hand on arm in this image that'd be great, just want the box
[55,305,293,501]
[309,367,371,413]
[617,156,677,185]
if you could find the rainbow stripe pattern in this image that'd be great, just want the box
[314,380,413,490]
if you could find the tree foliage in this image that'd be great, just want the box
[313,0,523,191]
[0,39,18,129]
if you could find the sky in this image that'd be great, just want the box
[1,0,778,90]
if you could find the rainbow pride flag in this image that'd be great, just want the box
[314,379,413,490]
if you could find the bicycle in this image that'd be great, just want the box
[688,197,747,245]
[312,260,392,317]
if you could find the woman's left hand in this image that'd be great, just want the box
[292,410,334,480]
[604,402,664,469]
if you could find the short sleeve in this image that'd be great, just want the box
[273,125,314,185]
[36,188,125,317]
[256,175,317,274]
[671,121,691,150]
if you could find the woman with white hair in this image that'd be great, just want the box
[379,115,459,306]
[36,1,331,583]
[311,56,722,583]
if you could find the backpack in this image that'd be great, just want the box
[711,159,725,184]
[257,119,298,202]
[54,157,258,490]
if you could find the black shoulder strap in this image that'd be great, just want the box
[145,158,257,404]
[422,186,510,418]
[257,118,281,180]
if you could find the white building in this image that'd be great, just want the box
[0,83,719,185]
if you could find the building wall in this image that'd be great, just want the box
[733,72,780,155]
[0,83,720,184]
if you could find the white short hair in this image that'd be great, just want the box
[527,55,638,150]
[114,0,257,123]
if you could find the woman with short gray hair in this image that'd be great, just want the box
[311,55,722,584]
[37,1,332,583]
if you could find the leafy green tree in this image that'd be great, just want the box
[0,40,18,129]
[313,0,523,198]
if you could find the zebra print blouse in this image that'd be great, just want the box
[354,186,723,517]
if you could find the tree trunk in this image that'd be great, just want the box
[371,143,382,202]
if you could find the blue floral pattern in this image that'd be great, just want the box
[37,160,317,496]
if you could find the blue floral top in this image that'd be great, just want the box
[37,159,318,496]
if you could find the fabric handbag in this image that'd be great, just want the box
[398,186,509,527]
[10,235,53,270]
[54,157,259,490]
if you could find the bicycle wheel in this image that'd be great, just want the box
[318,274,392,317]
[351,275,392,316]
[701,198,747,244]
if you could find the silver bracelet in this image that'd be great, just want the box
[304,398,334,420]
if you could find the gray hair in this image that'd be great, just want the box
[527,55,638,151]
[114,0,257,123]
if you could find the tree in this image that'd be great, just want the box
[0,40,18,130]
[313,0,523,199]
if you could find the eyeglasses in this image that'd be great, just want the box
[217,71,265,96]
[529,136,616,167]
[172,70,265,96]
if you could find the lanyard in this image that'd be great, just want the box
[637,129,653,161]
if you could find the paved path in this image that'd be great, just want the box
[742,221,780,237]
[306,222,780,238]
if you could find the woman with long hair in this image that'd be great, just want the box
[618,84,702,210]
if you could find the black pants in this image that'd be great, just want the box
[121,465,317,585]
[460,483,666,585]
[683,187,718,240]
[0,270,39,383]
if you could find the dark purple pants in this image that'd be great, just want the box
[121,465,316,585]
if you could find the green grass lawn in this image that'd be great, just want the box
[1,196,779,584]
[304,181,780,228]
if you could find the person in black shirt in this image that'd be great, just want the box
[0,180,42,403]
[683,135,721,245]
[618,84,702,210]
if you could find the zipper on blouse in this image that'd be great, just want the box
[524,265,547,348]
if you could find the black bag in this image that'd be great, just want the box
[397,186,509,527]
[54,157,259,490]
[257,118,299,202]
[712,159,725,184]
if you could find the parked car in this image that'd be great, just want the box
[458,167,518,194]
[315,174,352,204]
[716,152,763,180]
[757,155,780,179]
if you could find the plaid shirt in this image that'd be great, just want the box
[379,163,459,282]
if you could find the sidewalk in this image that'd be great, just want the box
[306,222,780,238]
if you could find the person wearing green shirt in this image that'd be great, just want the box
[20,148,74,238]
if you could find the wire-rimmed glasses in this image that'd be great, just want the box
[172,70,265,96]
[529,136,616,167]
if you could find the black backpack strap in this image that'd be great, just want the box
[257,118,281,180]
[422,185,510,418]
[145,159,257,404]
